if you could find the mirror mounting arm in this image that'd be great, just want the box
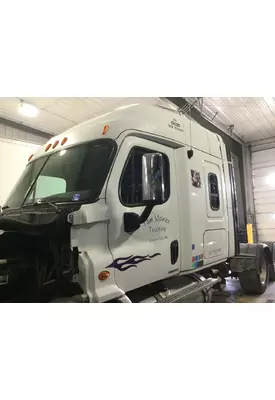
[139,204,154,224]
[124,204,154,234]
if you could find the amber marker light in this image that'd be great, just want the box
[98,271,110,281]
[102,125,109,135]
[52,140,59,149]
[61,137,68,146]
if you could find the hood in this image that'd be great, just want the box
[0,207,73,237]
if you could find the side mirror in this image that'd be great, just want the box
[123,152,166,234]
[142,153,166,206]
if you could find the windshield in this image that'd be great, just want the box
[4,139,117,209]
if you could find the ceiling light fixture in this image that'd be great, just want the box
[266,173,275,187]
[115,103,140,111]
[18,100,39,117]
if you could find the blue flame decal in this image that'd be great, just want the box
[107,253,161,272]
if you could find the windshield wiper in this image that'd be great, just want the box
[33,199,62,213]
[1,206,9,210]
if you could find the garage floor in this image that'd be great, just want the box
[212,279,275,303]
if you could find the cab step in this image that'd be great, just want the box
[155,277,220,303]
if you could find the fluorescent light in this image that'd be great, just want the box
[266,173,275,187]
[18,102,39,117]
[115,104,140,111]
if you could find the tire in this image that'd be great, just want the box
[264,241,275,282]
[239,252,269,294]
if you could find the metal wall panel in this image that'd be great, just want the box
[250,137,275,153]
[0,122,47,145]
[252,147,275,242]
[0,137,40,205]
[0,122,46,206]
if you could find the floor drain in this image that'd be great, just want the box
[266,299,275,303]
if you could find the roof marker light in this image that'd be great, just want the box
[45,143,52,152]
[61,137,68,146]
[52,140,59,149]
[28,154,34,162]
[102,125,109,135]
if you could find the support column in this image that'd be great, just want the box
[242,144,256,241]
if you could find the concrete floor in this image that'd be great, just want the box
[212,279,275,303]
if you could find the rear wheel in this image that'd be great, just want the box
[239,253,269,294]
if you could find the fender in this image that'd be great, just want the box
[229,242,272,275]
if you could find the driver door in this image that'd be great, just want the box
[106,135,180,293]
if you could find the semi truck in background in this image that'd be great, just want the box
[0,104,274,303]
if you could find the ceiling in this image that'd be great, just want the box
[185,97,275,143]
[0,97,176,136]
[0,97,275,143]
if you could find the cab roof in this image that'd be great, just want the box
[30,104,225,162]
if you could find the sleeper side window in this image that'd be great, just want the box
[208,173,220,211]
[120,146,170,207]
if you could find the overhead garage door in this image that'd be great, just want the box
[252,147,275,242]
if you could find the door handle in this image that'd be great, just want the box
[170,240,179,265]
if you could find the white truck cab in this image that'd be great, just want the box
[0,104,274,302]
